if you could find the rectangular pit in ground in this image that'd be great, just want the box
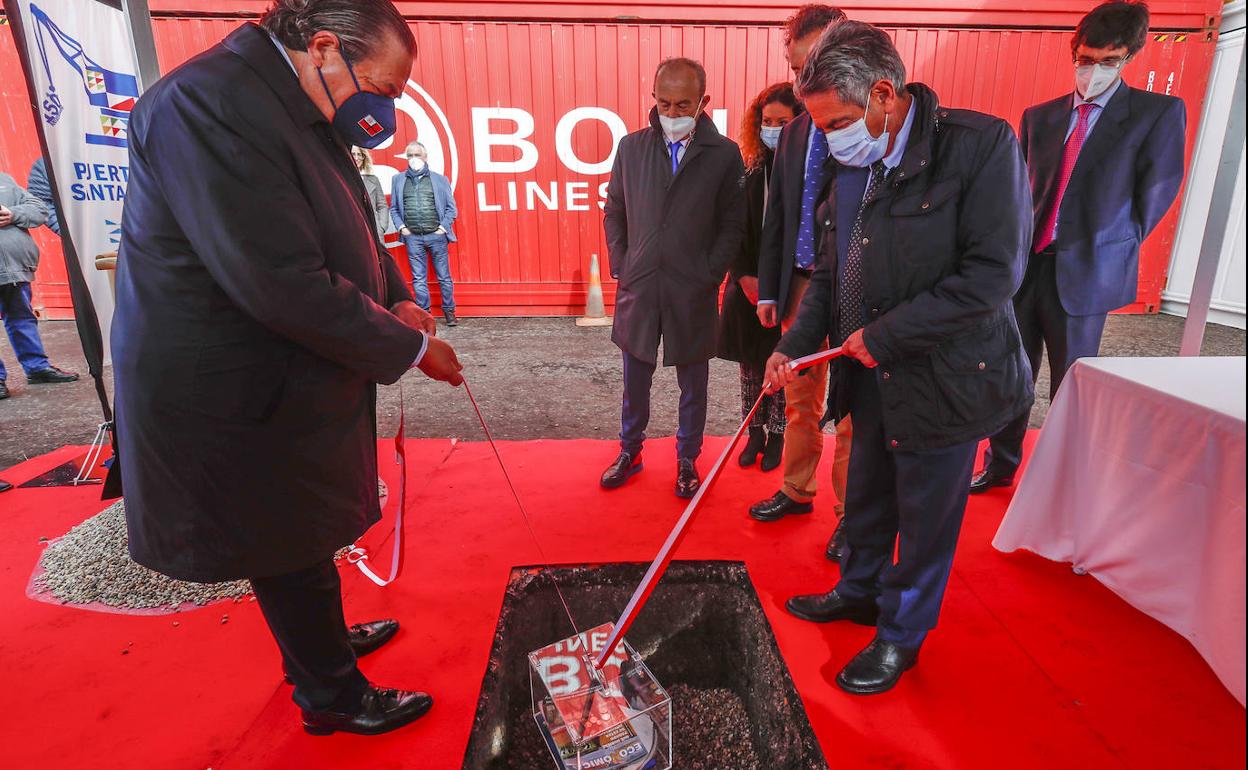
[462,560,828,770]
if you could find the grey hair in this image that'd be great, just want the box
[405,141,427,155]
[795,21,906,107]
[260,0,416,62]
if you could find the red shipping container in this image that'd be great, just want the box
[0,2,1224,317]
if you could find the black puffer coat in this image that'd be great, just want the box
[777,84,1034,451]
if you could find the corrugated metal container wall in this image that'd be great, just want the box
[0,17,72,317]
[1,4,1222,316]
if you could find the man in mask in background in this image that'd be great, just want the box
[600,57,745,499]
[113,0,463,736]
[972,0,1186,495]
[392,141,460,327]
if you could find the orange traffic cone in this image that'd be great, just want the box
[576,253,613,327]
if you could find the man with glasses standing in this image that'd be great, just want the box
[972,0,1186,494]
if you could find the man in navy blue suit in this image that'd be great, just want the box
[972,0,1187,494]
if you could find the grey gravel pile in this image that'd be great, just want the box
[34,501,252,610]
[505,684,759,770]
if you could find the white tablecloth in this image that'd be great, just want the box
[994,357,1247,704]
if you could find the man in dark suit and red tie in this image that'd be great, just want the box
[972,0,1187,494]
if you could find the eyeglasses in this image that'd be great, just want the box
[1074,56,1127,68]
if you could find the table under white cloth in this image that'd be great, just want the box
[993,356,1246,705]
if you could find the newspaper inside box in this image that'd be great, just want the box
[528,622,673,770]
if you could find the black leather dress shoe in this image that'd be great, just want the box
[284,619,400,683]
[749,490,812,522]
[836,638,920,695]
[0,479,12,493]
[760,431,784,472]
[348,619,400,657]
[675,458,700,499]
[969,467,1014,495]
[600,452,642,489]
[738,427,766,467]
[26,366,79,384]
[825,519,846,562]
[302,685,433,736]
[0,380,8,400]
[444,310,458,327]
[785,590,878,625]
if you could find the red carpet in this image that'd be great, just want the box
[0,437,1243,769]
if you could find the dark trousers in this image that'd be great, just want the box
[0,282,52,381]
[835,367,978,648]
[620,351,709,460]
[984,252,1107,475]
[250,558,367,712]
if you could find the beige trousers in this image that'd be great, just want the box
[780,274,852,515]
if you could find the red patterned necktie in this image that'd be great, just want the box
[1034,103,1095,253]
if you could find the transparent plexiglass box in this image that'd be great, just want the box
[528,622,673,770]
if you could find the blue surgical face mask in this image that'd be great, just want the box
[760,125,783,150]
[825,108,890,168]
[316,53,397,150]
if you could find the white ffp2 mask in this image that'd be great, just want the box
[659,115,697,143]
[1076,63,1122,101]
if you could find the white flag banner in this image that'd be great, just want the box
[16,0,143,364]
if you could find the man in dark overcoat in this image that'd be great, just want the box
[767,22,1034,694]
[600,57,746,499]
[112,0,463,736]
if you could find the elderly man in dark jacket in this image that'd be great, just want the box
[113,0,462,736]
[600,57,745,499]
[766,22,1033,695]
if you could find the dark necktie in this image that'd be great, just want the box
[838,160,889,342]
[794,130,830,269]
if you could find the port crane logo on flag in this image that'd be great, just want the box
[29,3,140,148]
